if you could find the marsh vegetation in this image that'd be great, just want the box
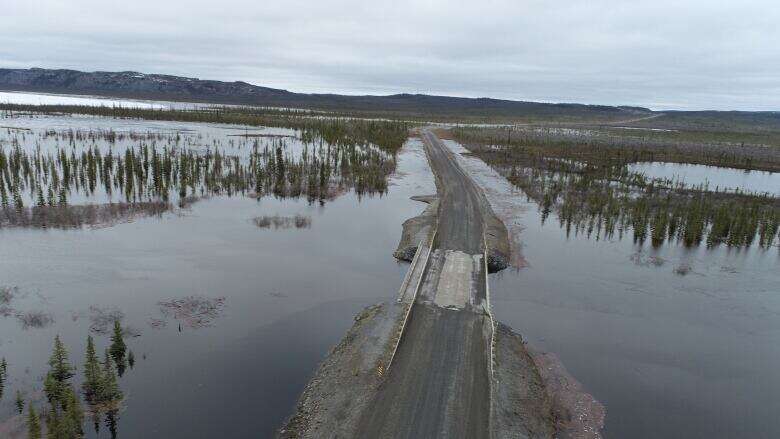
[454,126,780,249]
[0,111,407,228]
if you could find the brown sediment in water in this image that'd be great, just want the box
[527,345,606,439]
[492,323,557,438]
[492,323,605,439]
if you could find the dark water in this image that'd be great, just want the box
[440,138,780,438]
[0,119,435,437]
[477,166,780,437]
[3,114,778,438]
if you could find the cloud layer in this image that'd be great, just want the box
[2,0,778,110]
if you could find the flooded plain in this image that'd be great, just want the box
[447,141,780,438]
[0,91,168,109]
[1,107,779,438]
[0,113,435,437]
[629,161,780,195]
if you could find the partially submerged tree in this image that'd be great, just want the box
[27,404,41,439]
[15,390,24,414]
[109,321,127,376]
[43,335,84,438]
[82,336,102,403]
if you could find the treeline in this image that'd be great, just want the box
[0,104,410,153]
[0,128,396,228]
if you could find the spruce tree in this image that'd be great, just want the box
[58,187,68,206]
[43,372,58,404]
[0,180,8,208]
[48,336,75,383]
[27,404,42,439]
[15,390,24,414]
[100,350,123,405]
[47,186,55,207]
[82,336,101,403]
[36,186,45,207]
[61,386,84,438]
[0,357,5,400]
[109,321,126,366]
[12,183,23,212]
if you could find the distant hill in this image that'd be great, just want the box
[0,67,652,121]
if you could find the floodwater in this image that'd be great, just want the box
[2,112,778,438]
[629,161,780,195]
[0,114,436,437]
[0,91,168,110]
[447,140,780,438]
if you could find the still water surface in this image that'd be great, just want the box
[0,122,435,437]
[449,145,780,438]
[629,161,780,195]
[2,114,779,438]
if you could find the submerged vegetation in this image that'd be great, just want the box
[253,214,312,229]
[0,104,410,153]
[0,113,405,228]
[454,126,780,249]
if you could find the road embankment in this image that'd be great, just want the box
[278,302,401,438]
[393,195,438,261]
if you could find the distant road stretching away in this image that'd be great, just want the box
[355,130,494,438]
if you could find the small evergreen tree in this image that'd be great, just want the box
[109,321,126,366]
[15,390,24,414]
[0,357,5,400]
[43,335,84,438]
[47,186,56,207]
[58,187,68,206]
[61,386,85,438]
[0,178,8,208]
[27,404,42,439]
[36,186,45,207]
[48,335,75,383]
[127,350,135,370]
[82,336,102,403]
[12,183,23,212]
[100,350,123,405]
[43,372,58,404]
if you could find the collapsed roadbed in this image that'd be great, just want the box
[279,130,601,438]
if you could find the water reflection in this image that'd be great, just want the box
[0,137,435,437]
[0,117,397,229]
[629,161,780,195]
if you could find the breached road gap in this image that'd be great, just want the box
[279,129,599,439]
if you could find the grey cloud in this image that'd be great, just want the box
[1,0,778,110]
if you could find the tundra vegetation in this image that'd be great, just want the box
[453,125,780,249]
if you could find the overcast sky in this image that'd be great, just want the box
[1,0,778,110]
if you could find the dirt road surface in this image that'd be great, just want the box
[354,129,494,438]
